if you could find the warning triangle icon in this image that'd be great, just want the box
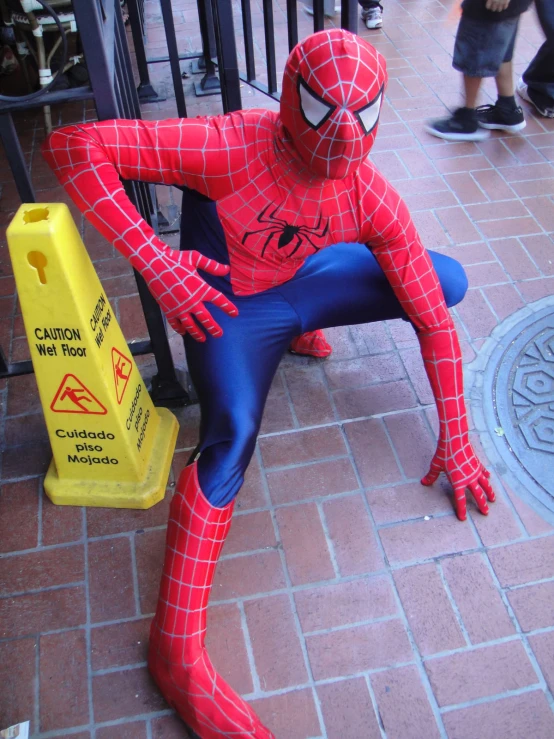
[111,347,133,405]
[50,374,108,415]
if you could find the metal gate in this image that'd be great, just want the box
[0,0,358,400]
[127,0,359,115]
[0,0,189,405]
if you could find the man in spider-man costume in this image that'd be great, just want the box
[44,29,496,739]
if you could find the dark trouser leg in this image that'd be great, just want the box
[523,0,554,104]
[358,0,381,9]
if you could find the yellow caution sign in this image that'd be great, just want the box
[7,204,179,509]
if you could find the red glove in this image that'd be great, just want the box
[134,246,238,340]
[418,325,496,521]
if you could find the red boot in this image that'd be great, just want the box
[289,329,332,357]
[148,462,274,738]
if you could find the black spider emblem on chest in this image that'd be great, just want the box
[242,203,329,258]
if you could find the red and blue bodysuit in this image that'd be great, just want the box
[44,29,496,739]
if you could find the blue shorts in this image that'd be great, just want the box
[453,14,519,77]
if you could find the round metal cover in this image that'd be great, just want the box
[467,299,554,524]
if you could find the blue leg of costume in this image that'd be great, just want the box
[180,189,468,507]
[185,254,468,506]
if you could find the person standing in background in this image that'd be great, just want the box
[425,0,532,141]
[517,0,554,118]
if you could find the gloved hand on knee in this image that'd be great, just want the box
[141,248,239,340]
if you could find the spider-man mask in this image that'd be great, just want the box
[280,29,387,180]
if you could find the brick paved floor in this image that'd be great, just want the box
[1,0,554,737]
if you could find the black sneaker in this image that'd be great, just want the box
[476,103,526,132]
[517,77,554,119]
[425,107,490,142]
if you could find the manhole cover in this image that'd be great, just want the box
[467,299,554,524]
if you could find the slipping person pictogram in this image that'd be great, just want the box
[50,373,107,415]
[111,347,133,404]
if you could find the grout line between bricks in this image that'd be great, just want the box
[387,575,450,739]
[84,508,96,739]
[381,417,411,484]
[515,234,546,275]
[0,383,7,480]
[30,724,91,739]
[0,538,88,557]
[37,478,43,549]
[421,632,540,662]
[256,403,438,439]
[439,684,545,714]
[437,560,471,647]
[263,452,352,473]
[316,501,341,579]
[0,471,51,484]
[87,526,166,542]
[238,599,262,694]
[261,448,328,737]
[0,581,86,600]
[503,574,554,591]
[339,408,447,738]
[479,549,554,712]
[0,625,88,645]
[34,629,40,734]
[362,675,387,739]
[519,635,554,711]
[129,532,142,618]
[279,366,301,430]
[485,472,531,540]
[92,661,147,677]
[253,443,273,509]
[146,718,153,739]
[30,711,174,739]
[302,613,400,638]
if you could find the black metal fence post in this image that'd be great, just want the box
[286,0,299,52]
[0,113,36,204]
[341,0,358,32]
[158,0,188,118]
[71,0,188,405]
[211,0,242,113]
[262,0,278,95]
[193,0,221,97]
[126,0,164,102]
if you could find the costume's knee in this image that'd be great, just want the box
[198,411,259,508]
[439,257,468,308]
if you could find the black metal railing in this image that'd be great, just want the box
[0,0,189,405]
[127,0,359,114]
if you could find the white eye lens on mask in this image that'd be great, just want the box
[355,88,383,135]
[298,77,336,130]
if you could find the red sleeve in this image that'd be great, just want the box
[359,163,472,486]
[359,163,452,335]
[42,114,265,265]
